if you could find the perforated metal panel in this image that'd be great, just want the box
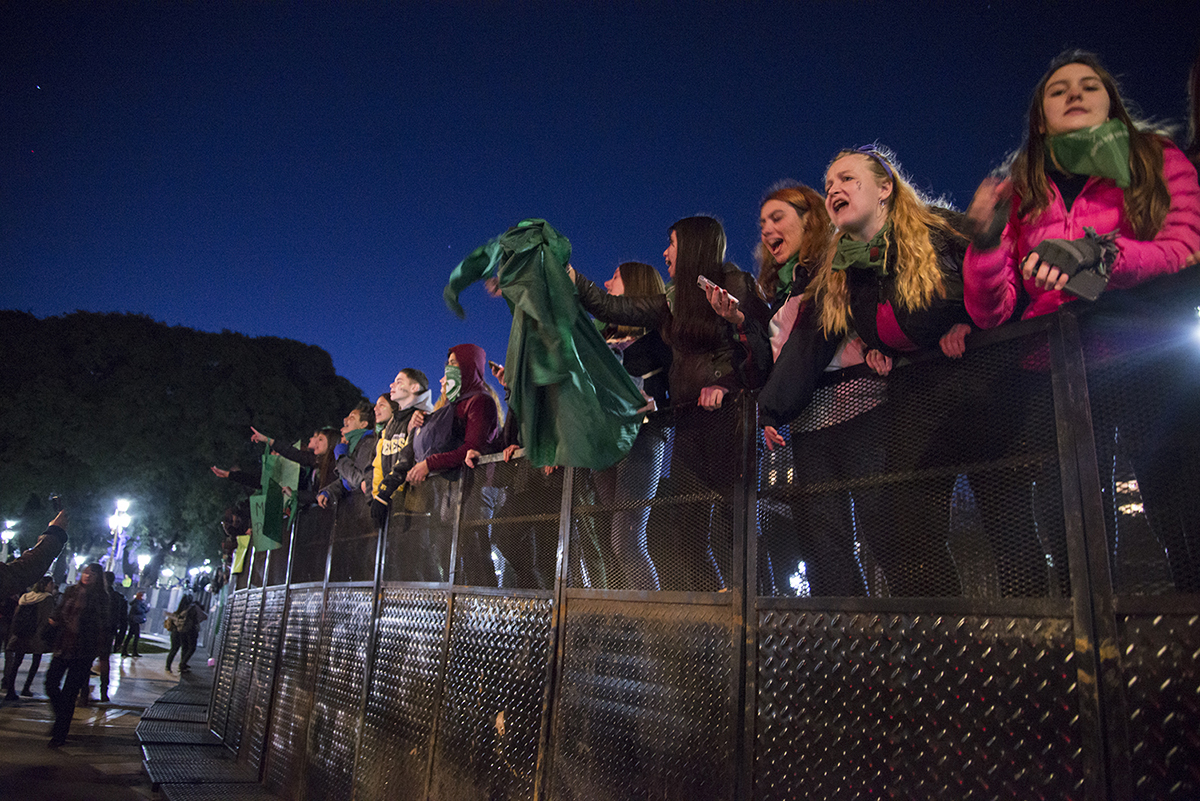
[758,332,1067,600]
[430,594,553,801]
[305,586,372,799]
[1117,612,1200,798]
[243,586,286,774]
[755,609,1082,800]
[143,703,211,722]
[212,590,247,742]
[355,587,449,801]
[551,598,737,801]
[225,588,262,751]
[458,459,563,590]
[263,587,323,797]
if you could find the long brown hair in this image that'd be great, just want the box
[315,426,339,488]
[809,147,960,338]
[604,261,667,340]
[1012,49,1169,240]
[755,182,834,304]
[668,215,735,353]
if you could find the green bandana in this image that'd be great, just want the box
[1047,119,1131,189]
[442,364,462,403]
[776,253,800,297]
[344,426,369,453]
[831,221,891,276]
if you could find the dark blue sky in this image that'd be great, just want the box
[4,1,1198,403]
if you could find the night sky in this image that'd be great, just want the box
[4,1,1198,408]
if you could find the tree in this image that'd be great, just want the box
[0,310,364,570]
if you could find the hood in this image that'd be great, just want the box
[19,590,52,605]
[404,387,435,413]
[449,343,491,401]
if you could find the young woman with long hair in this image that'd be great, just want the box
[965,50,1200,593]
[591,261,671,591]
[572,216,770,590]
[965,50,1200,326]
[44,563,109,747]
[786,146,974,598]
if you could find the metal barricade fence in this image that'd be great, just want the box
[208,272,1200,801]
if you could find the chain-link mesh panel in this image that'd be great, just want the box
[263,587,323,798]
[1078,295,1200,595]
[305,586,372,799]
[1117,612,1200,798]
[429,594,553,801]
[225,588,261,752]
[572,404,739,592]
[211,590,246,743]
[329,492,379,583]
[354,587,448,801]
[383,477,456,583]
[755,608,1082,800]
[243,587,285,774]
[291,505,334,584]
[551,598,737,801]
[457,458,563,590]
[266,522,291,586]
[569,420,669,592]
[759,331,1066,599]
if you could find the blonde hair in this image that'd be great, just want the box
[809,148,959,338]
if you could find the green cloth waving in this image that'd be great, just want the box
[249,440,300,551]
[445,219,645,471]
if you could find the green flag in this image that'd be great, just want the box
[249,441,300,551]
[445,219,646,470]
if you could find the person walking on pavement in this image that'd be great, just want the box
[44,563,110,747]
[3,576,56,700]
[121,591,148,658]
[81,571,123,704]
[175,597,206,671]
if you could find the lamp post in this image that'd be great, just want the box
[137,553,152,587]
[68,553,86,584]
[106,499,133,580]
[1,520,15,562]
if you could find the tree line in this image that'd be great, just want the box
[0,310,363,583]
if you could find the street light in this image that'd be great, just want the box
[106,499,133,579]
[68,553,86,584]
[1,521,16,561]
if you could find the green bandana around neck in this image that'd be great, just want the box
[344,426,369,453]
[776,253,800,296]
[831,221,891,276]
[1047,119,1131,189]
[442,364,462,403]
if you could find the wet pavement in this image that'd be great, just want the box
[0,635,212,800]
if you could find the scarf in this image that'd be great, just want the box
[344,426,370,454]
[1047,119,1131,189]
[832,221,891,276]
[776,253,800,297]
